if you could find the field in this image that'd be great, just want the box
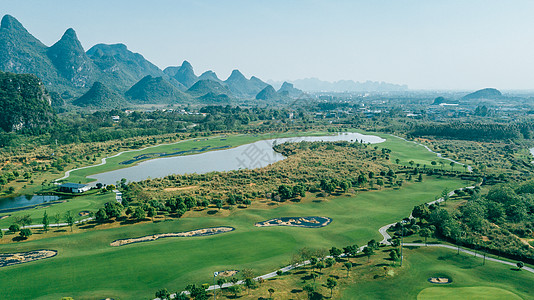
[0,177,464,299]
[343,247,533,299]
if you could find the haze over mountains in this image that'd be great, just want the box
[0,14,411,108]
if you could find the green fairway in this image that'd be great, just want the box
[357,131,462,169]
[62,131,332,184]
[0,177,464,299]
[0,192,115,228]
[418,286,523,300]
[342,247,533,299]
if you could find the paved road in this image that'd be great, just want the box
[403,243,534,274]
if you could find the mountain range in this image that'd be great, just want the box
[0,14,407,108]
[268,78,408,92]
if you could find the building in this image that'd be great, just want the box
[58,183,91,193]
[111,115,120,122]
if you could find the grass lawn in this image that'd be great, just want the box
[0,177,465,299]
[342,247,533,299]
[62,131,334,184]
[0,192,115,229]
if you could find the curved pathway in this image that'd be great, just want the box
[161,185,534,300]
[390,134,473,172]
[54,135,225,185]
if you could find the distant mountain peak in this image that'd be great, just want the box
[0,15,26,32]
[256,85,279,100]
[199,70,221,82]
[463,88,502,100]
[228,69,246,80]
[181,60,193,69]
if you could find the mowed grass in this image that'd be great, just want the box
[342,247,533,299]
[0,192,115,229]
[418,286,523,300]
[0,177,464,300]
[64,131,332,184]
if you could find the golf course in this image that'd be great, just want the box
[0,131,531,299]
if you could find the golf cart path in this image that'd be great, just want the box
[161,184,531,299]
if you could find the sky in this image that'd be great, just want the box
[2,0,534,90]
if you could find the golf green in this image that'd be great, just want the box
[418,286,523,300]
[0,177,464,299]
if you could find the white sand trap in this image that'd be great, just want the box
[110,226,235,246]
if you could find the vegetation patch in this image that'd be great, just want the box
[109,226,235,246]
[255,216,331,228]
[417,286,522,300]
[0,250,57,268]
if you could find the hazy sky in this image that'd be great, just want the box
[2,0,534,90]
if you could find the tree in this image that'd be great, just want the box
[412,204,430,222]
[325,257,335,267]
[329,247,342,259]
[155,288,170,300]
[303,284,315,300]
[268,288,275,299]
[96,208,109,223]
[278,184,293,200]
[65,211,74,232]
[147,206,156,222]
[104,201,123,219]
[420,228,432,245]
[54,213,61,226]
[363,246,374,262]
[19,228,32,239]
[9,224,20,233]
[133,207,146,221]
[389,249,399,264]
[344,262,352,277]
[227,285,241,297]
[517,261,524,270]
[326,277,337,297]
[343,245,358,261]
[0,229,3,239]
[42,211,50,232]
[217,277,226,289]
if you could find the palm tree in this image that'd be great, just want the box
[268,288,275,299]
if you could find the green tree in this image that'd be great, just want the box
[303,284,315,300]
[42,211,49,232]
[363,246,375,262]
[96,208,108,223]
[0,229,3,239]
[326,277,337,297]
[325,257,335,267]
[19,228,32,239]
[420,228,432,245]
[329,247,342,259]
[517,262,524,270]
[65,211,74,232]
[9,224,20,233]
[147,206,156,222]
[344,262,352,277]
[227,285,241,297]
[389,249,399,264]
[133,207,146,221]
[268,288,275,299]
[155,288,170,300]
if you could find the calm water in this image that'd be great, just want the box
[88,132,385,185]
[0,195,63,212]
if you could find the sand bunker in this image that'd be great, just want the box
[0,250,57,268]
[0,215,10,220]
[79,211,90,217]
[428,277,452,284]
[110,227,235,247]
[217,270,239,277]
[255,216,332,228]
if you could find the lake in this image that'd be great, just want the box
[88,132,385,185]
[0,195,64,213]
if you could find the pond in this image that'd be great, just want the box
[88,132,385,185]
[0,195,65,213]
